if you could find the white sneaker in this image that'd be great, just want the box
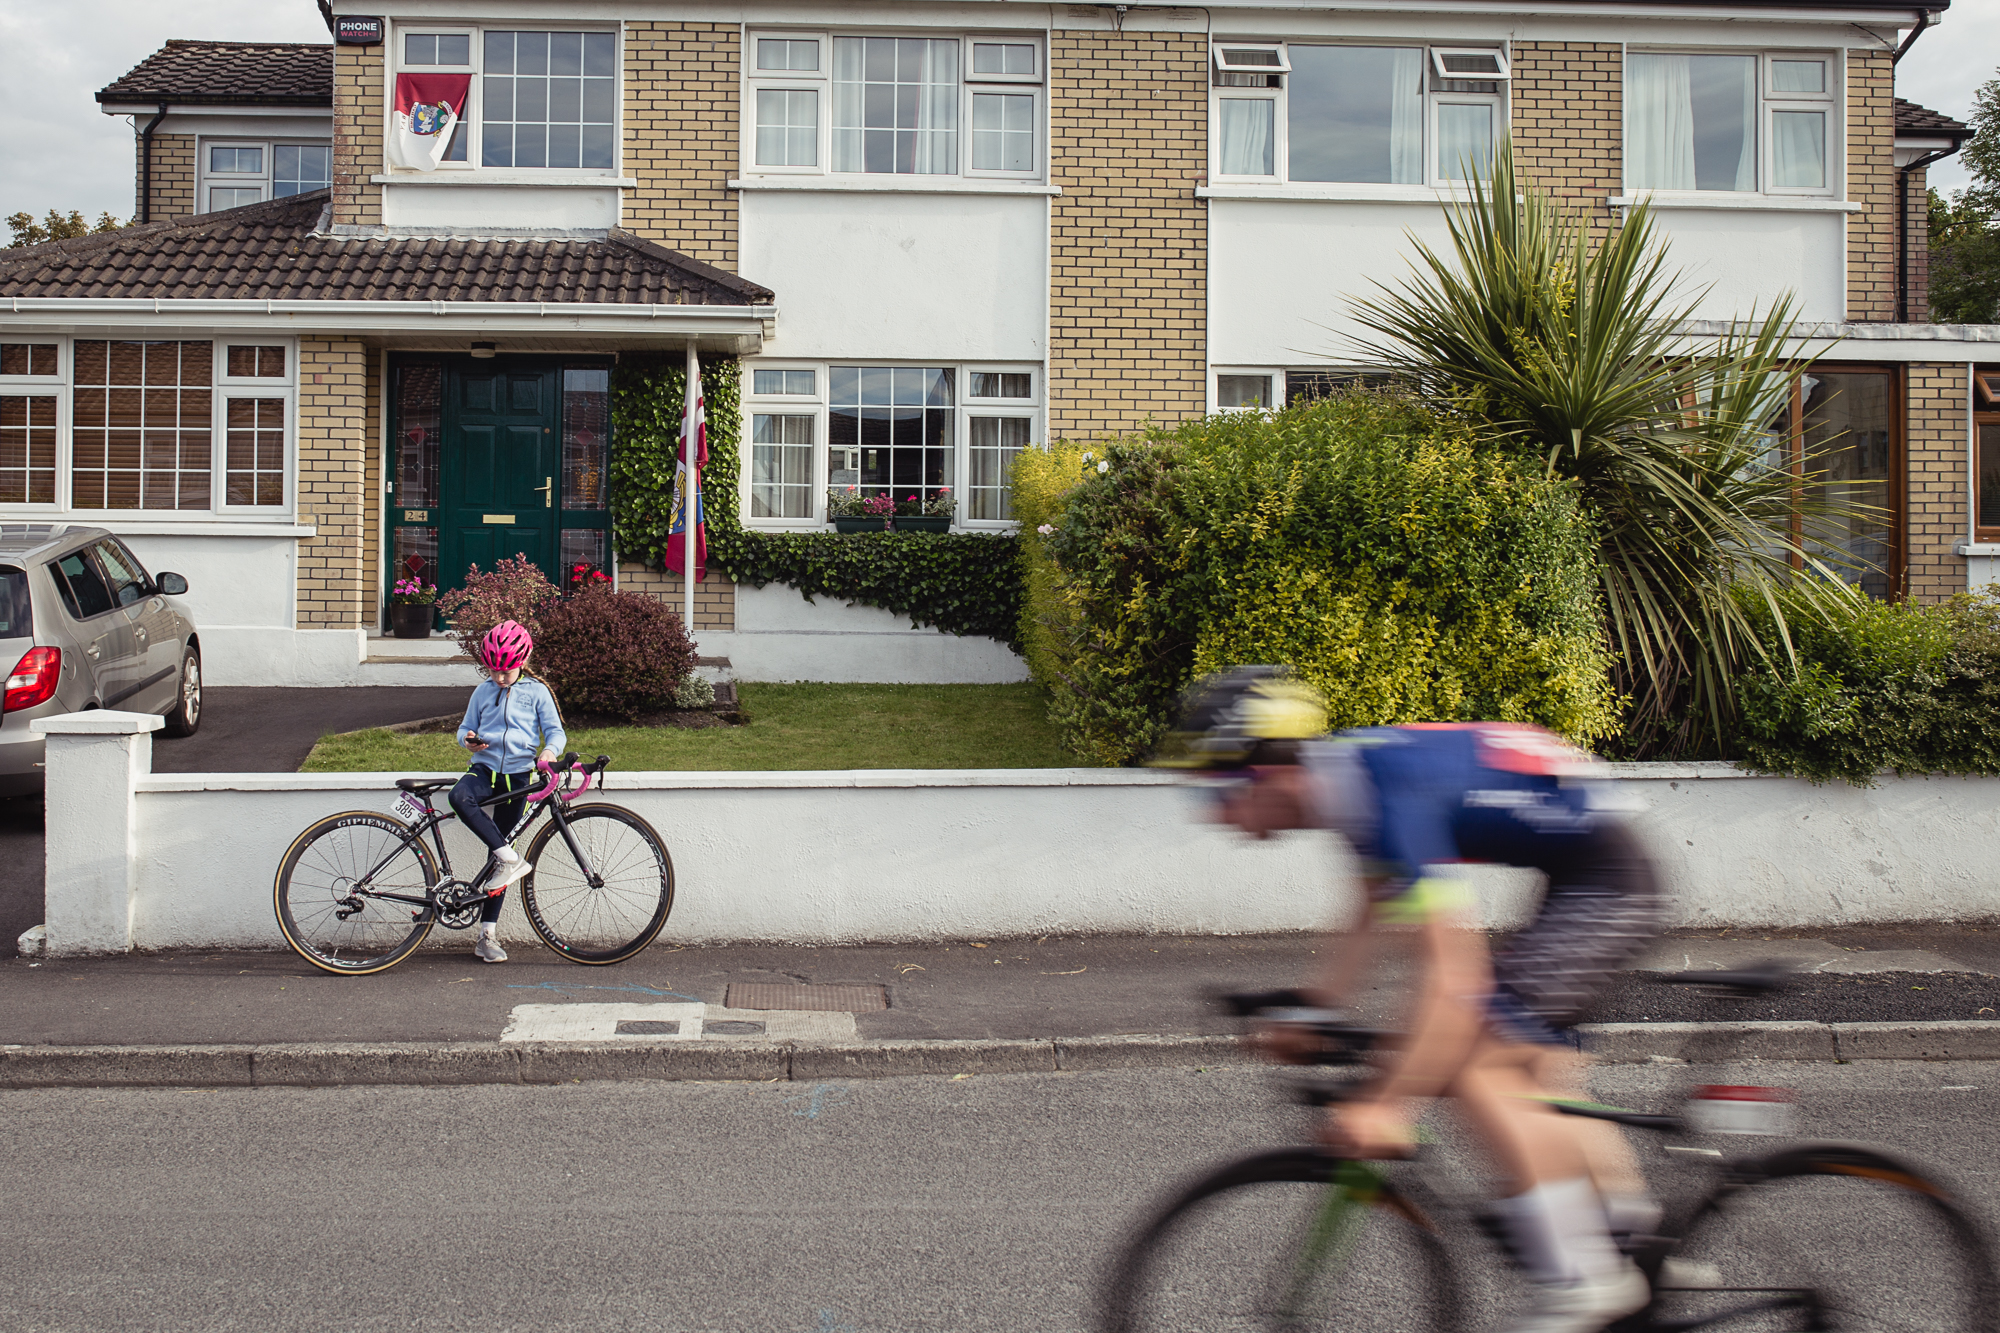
[485,852,533,891]
[474,934,508,964]
[1504,1263,1650,1333]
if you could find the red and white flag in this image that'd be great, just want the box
[389,73,470,171]
[665,357,709,583]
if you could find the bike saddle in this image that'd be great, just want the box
[394,778,456,793]
[1658,958,1797,997]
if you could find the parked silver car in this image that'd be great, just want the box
[1,525,201,796]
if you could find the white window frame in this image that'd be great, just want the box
[200,140,273,212]
[738,359,1043,531]
[739,31,1047,185]
[1208,40,1509,190]
[0,336,301,521]
[1212,367,1284,414]
[1622,48,1841,201]
[386,22,621,178]
[214,343,298,512]
[1214,43,1291,77]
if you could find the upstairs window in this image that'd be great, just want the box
[1212,41,1507,186]
[197,140,332,212]
[745,33,1044,181]
[1626,51,1836,196]
[390,25,619,173]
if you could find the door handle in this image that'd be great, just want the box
[87,643,100,660]
[537,477,553,509]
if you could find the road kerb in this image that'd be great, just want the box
[5,1021,2000,1089]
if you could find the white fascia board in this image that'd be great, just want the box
[1664,320,2000,363]
[0,298,775,345]
[100,104,334,123]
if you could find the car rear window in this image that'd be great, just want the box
[0,566,29,639]
[49,550,114,620]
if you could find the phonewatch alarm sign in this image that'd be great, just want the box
[335,16,383,44]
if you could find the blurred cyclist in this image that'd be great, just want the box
[1160,666,1668,1333]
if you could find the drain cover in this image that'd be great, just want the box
[724,983,888,1013]
[704,1020,767,1036]
[614,1020,680,1035]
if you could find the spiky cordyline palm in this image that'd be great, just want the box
[1349,143,1874,756]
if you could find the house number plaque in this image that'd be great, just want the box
[402,509,428,523]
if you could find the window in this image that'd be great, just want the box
[560,366,612,579]
[389,25,618,173]
[392,362,442,588]
[197,140,332,211]
[1212,41,1504,186]
[92,538,148,607]
[71,341,211,510]
[0,344,58,378]
[744,361,1040,528]
[216,344,295,510]
[1761,369,1897,599]
[49,549,114,620]
[1625,51,1836,195]
[744,33,1043,180]
[1216,373,1276,410]
[482,30,618,170]
[0,397,55,504]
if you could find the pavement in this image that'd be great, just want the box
[5,925,1999,1089]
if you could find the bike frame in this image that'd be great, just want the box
[348,758,609,913]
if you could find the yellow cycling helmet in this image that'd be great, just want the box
[1151,666,1330,769]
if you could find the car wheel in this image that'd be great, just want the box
[162,646,201,737]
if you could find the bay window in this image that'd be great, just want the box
[0,338,295,516]
[1625,51,1836,196]
[743,362,1040,529]
[744,32,1043,181]
[1212,41,1505,186]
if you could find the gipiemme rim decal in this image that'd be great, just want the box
[1819,1163,1950,1201]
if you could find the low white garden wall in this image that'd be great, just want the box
[30,714,2000,956]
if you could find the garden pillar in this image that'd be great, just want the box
[31,711,162,956]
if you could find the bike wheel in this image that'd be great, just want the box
[1101,1148,1465,1333]
[521,804,674,964]
[1653,1143,1999,1333]
[274,812,438,976]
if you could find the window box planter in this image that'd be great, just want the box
[834,517,891,534]
[388,604,435,639]
[892,516,952,534]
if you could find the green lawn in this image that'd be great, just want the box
[300,682,1087,772]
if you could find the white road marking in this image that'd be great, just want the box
[500,1002,859,1043]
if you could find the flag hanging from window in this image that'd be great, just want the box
[666,358,709,582]
[389,73,470,171]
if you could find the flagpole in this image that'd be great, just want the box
[683,341,698,639]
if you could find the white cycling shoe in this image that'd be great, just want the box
[1504,1263,1650,1333]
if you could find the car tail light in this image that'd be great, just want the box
[4,646,61,714]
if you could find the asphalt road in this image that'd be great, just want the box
[1,1060,1993,1332]
[0,687,467,958]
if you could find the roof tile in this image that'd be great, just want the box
[97,40,332,108]
[0,191,774,306]
[1894,97,1972,140]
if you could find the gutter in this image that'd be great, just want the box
[1893,8,1931,62]
[137,104,168,224]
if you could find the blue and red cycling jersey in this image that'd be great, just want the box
[1298,722,1634,889]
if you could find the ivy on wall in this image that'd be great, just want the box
[610,353,1024,644]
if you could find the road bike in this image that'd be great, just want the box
[1101,970,1998,1333]
[273,752,673,975]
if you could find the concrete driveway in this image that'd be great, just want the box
[0,686,469,958]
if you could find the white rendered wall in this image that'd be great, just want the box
[1644,209,1847,323]
[738,191,1046,361]
[696,582,1029,683]
[380,183,624,230]
[1208,200,1459,368]
[33,747,2000,954]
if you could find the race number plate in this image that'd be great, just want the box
[1687,1085,1795,1136]
[391,791,428,824]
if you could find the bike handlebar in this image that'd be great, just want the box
[527,752,613,805]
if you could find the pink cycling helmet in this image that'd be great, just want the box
[480,620,533,671]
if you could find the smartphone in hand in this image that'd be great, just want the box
[465,730,488,750]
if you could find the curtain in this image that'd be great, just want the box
[1435,103,1493,180]
[1219,99,1274,176]
[1627,53,1696,191]
[831,37,863,171]
[914,39,958,174]
[1771,110,1825,189]
[1388,47,1422,184]
[1718,58,1756,191]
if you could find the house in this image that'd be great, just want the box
[0,0,1991,688]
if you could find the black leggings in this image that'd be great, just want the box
[449,767,529,923]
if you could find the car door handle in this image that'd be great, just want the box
[135,628,148,641]
[86,644,100,660]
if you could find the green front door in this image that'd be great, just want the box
[440,366,560,589]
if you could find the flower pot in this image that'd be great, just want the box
[892,516,952,533]
[388,603,435,639]
[834,516,890,533]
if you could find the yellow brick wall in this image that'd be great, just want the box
[296,339,372,628]
[1510,43,1622,220]
[616,561,736,631]
[1905,362,1970,604]
[1906,162,1933,320]
[622,22,739,270]
[1047,29,1207,440]
[139,132,196,222]
[333,44,384,228]
[1847,49,1895,322]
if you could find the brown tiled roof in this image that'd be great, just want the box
[1895,98,1973,140]
[0,191,773,306]
[97,41,333,108]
